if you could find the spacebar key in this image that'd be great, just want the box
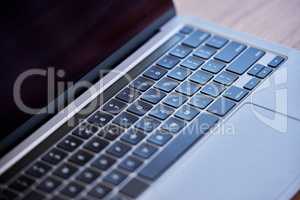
[139,113,219,181]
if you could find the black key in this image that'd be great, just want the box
[1,189,18,200]
[57,135,83,152]
[119,156,143,172]
[113,112,139,128]
[248,64,265,76]
[201,82,226,97]
[207,97,236,116]
[161,117,186,134]
[189,70,213,85]
[88,183,112,199]
[72,123,99,140]
[127,100,153,116]
[268,56,285,68]
[227,47,265,75]
[155,77,179,93]
[223,86,249,102]
[214,71,239,86]
[139,113,219,181]
[53,163,78,179]
[147,130,173,146]
[194,46,217,59]
[149,104,174,120]
[168,66,192,81]
[202,59,226,74]
[182,30,210,48]
[175,105,200,121]
[163,92,188,108]
[133,143,158,159]
[256,66,272,79]
[215,41,246,63]
[181,56,205,70]
[42,148,68,165]
[157,55,180,69]
[60,182,84,198]
[104,169,127,186]
[37,177,61,193]
[117,87,141,103]
[88,111,113,127]
[244,78,260,90]
[69,150,94,166]
[23,191,45,200]
[143,66,167,80]
[180,25,194,35]
[9,175,35,192]
[76,168,100,184]
[84,137,109,153]
[107,142,131,158]
[135,117,161,133]
[92,155,116,171]
[26,161,52,178]
[176,81,201,96]
[170,45,193,58]
[100,124,125,141]
[189,94,214,109]
[206,35,228,49]
[131,77,154,92]
[142,88,166,104]
[121,129,146,145]
[103,99,127,115]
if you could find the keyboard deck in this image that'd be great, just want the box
[0,25,286,200]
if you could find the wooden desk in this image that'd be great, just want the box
[174,0,300,50]
[174,0,300,199]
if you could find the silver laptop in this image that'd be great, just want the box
[0,1,299,199]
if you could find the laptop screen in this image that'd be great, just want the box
[0,0,174,154]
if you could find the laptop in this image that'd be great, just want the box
[0,0,299,199]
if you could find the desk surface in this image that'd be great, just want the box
[174,0,300,199]
[174,0,300,50]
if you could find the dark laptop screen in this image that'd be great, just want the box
[0,0,174,152]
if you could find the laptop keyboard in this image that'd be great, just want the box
[0,25,286,200]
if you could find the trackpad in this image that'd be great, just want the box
[141,103,300,200]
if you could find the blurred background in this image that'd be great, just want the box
[174,0,300,50]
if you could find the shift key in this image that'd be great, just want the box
[227,47,265,75]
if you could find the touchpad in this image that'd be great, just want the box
[141,103,300,200]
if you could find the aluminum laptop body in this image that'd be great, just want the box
[0,1,299,199]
